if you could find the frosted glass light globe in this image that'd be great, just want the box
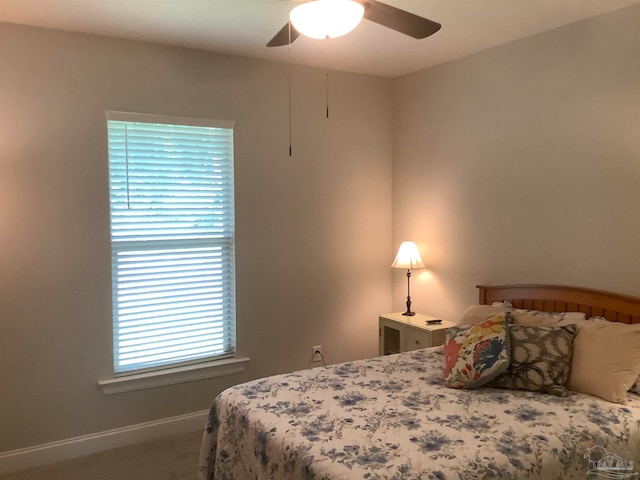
[290,0,365,40]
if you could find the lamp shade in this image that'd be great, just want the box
[290,0,365,40]
[391,242,425,270]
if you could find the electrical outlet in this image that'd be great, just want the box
[312,345,322,362]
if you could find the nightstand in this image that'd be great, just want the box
[379,313,456,355]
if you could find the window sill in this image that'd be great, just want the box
[98,357,250,395]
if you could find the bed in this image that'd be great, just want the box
[199,284,640,480]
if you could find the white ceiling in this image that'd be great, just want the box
[1,0,638,78]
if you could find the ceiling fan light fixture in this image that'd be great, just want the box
[290,0,365,40]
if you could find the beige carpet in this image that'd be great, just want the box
[0,430,203,480]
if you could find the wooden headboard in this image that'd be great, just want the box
[477,284,640,324]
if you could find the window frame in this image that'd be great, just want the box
[103,111,241,383]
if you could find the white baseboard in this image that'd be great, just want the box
[0,409,209,475]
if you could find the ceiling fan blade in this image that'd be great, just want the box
[362,0,441,39]
[267,22,301,47]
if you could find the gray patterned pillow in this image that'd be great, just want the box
[490,324,577,397]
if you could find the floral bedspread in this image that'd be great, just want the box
[199,347,640,480]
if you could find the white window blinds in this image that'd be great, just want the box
[107,112,235,374]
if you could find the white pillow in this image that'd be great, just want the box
[492,301,514,308]
[458,304,509,326]
[631,376,640,395]
[581,316,640,394]
[567,321,640,403]
[511,309,586,326]
[459,304,586,326]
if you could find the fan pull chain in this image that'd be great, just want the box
[326,72,329,119]
[325,36,330,119]
[288,22,293,157]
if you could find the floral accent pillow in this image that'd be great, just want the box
[443,313,511,389]
[490,324,577,397]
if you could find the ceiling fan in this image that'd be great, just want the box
[267,0,441,47]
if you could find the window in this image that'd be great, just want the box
[107,112,235,375]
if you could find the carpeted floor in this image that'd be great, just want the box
[0,430,203,480]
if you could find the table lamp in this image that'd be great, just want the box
[391,241,425,316]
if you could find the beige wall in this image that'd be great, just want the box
[0,23,392,451]
[392,4,640,322]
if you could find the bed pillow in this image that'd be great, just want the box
[443,313,511,389]
[567,321,640,403]
[631,376,640,395]
[459,304,585,327]
[558,317,640,396]
[512,310,586,327]
[458,304,510,326]
[560,317,640,398]
[491,301,514,308]
[490,324,577,396]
